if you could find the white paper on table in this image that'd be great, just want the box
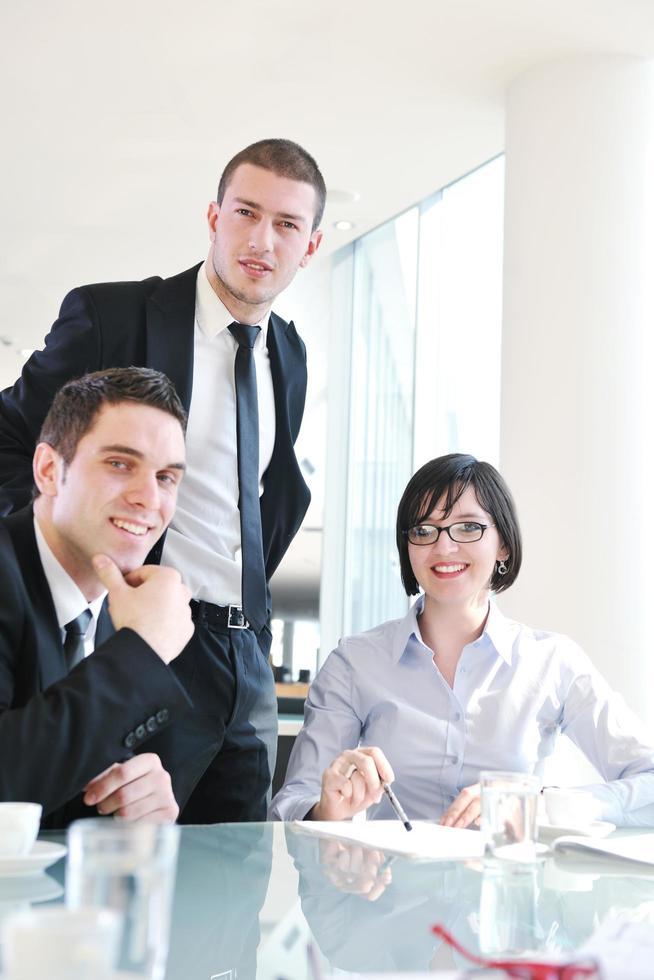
[292,819,485,860]
[578,915,654,980]
[552,832,654,868]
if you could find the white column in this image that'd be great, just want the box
[500,58,654,729]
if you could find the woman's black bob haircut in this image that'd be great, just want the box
[396,453,522,596]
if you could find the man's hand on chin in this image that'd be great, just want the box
[92,554,194,664]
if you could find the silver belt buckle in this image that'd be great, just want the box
[227,605,248,629]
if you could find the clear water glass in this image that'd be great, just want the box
[480,771,540,862]
[66,819,180,980]
[1,906,121,979]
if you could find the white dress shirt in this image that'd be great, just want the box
[33,516,106,657]
[270,598,654,826]
[161,263,276,604]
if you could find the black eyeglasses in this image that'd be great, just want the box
[403,521,494,546]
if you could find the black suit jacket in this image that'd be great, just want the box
[0,508,193,828]
[0,263,311,604]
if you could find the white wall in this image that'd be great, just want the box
[500,57,654,746]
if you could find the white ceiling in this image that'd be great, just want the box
[2,0,654,612]
[2,0,654,373]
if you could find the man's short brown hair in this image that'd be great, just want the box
[38,367,187,468]
[217,138,326,231]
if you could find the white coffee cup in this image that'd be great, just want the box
[543,787,602,826]
[0,803,42,857]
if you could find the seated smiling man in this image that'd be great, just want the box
[0,367,194,828]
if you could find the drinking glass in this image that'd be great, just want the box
[66,819,180,980]
[2,906,121,980]
[481,771,540,862]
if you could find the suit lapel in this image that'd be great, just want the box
[259,315,310,578]
[143,263,199,564]
[95,604,114,646]
[4,508,67,687]
[267,313,308,442]
[145,263,201,412]
[6,511,117,681]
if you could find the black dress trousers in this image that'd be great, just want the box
[154,618,278,824]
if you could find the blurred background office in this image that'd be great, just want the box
[2,2,653,784]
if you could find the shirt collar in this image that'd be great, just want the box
[393,594,516,665]
[195,261,269,343]
[482,600,517,664]
[33,516,106,631]
[391,596,427,663]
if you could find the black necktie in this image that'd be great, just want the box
[63,609,92,672]
[228,322,267,632]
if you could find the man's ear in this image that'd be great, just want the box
[299,228,323,268]
[33,443,64,497]
[207,200,220,242]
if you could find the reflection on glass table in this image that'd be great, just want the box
[275,825,654,979]
[0,871,63,934]
[25,824,654,979]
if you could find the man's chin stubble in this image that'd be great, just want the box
[213,266,278,310]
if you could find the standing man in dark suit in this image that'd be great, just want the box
[0,367,195,828]
[0,138,325,822]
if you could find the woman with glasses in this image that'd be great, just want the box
[270,453,654,827]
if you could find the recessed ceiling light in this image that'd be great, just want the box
[333,220,355,231]
[326,189,360,204]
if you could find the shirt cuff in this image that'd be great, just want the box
[581,780,654,827]
[269,794,320,822]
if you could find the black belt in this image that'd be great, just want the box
[190,600,251,630]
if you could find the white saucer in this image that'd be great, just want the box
[539,819,615,843]
[491,841,549,863]
[0,872,63,903]
[0,841,67,878]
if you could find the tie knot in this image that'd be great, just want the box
[228,322,260,350]
[64,609,92,638]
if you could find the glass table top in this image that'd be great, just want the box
[29,823,654,978]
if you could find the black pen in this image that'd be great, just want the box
[382,781,413,831]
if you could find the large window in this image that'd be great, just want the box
[414,156,505,469]
[319,155,505,656]
[273,155,505,676]
[343,209,419,635]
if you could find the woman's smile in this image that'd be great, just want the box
[430,561,469,578]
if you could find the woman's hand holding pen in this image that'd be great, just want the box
[309,746,395,821]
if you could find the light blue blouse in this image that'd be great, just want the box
[270,599,654,825]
